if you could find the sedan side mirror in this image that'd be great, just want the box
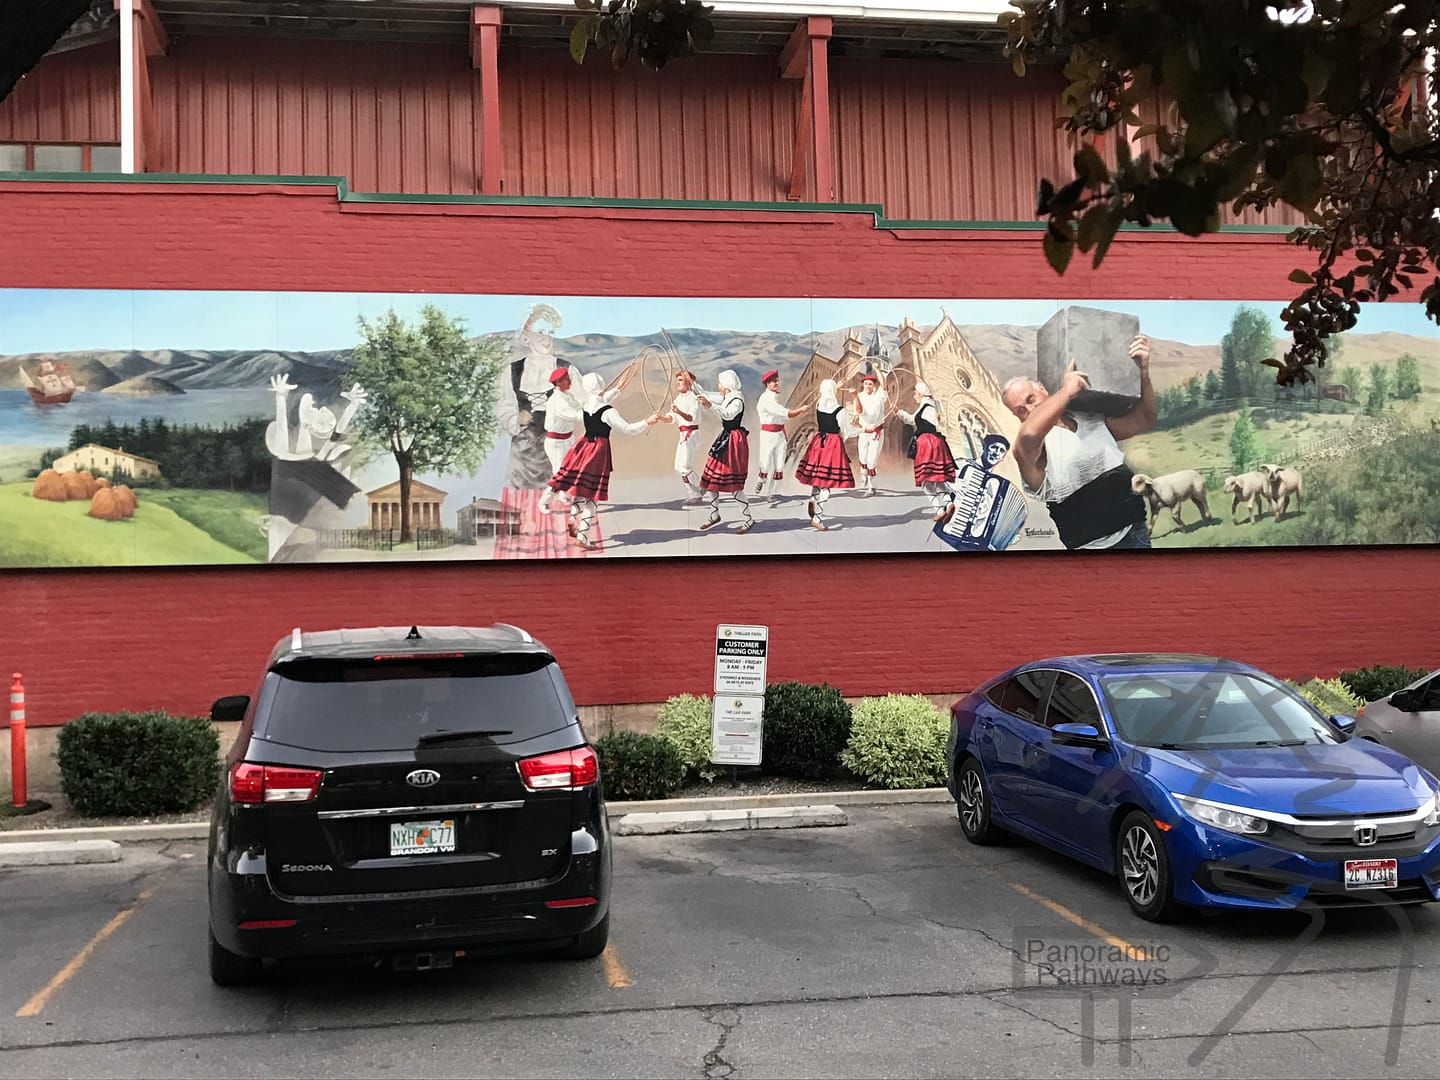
[1329,713,1357,735]
[211,695,250,724]
[1052,722,1108,748]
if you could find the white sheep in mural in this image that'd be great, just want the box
[1130,469,1211,536]
[1223,471,1270,524]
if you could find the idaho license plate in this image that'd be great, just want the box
[390,819,456,856]
[1344,857,1398,890]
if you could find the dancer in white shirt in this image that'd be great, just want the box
[537,366,579,515]
[896,381,959,523]
[753,369,805,502]
[696,369,754,534]
[655,369,707,506]
[795,379,858,531]
[851,369,888,496]
[546,372,660,549]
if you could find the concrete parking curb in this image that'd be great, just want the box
[0,839,122,867]
[614,804,848,836]
[0,787,951,846]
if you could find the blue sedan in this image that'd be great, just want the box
[946,654,1440,921]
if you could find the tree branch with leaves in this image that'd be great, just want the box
[1003,0,1440,386]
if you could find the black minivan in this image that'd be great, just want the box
[206,623,611,985]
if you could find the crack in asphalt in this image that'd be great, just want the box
[700,1006,741,1079]
[6,990,1440,1057]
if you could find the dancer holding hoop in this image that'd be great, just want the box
[754,369,806,502]
[546,372,660,549]
[696,369,754,534]
[655,368,707,505]
[851,367,889,496]
[795,379,858,531]
[896,380,959,523]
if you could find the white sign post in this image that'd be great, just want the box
[712,624,768,771]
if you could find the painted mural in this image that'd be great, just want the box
[2,289,1438,568]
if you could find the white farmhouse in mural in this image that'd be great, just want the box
[53,443,162,481]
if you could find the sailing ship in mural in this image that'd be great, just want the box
[19,359,77,405]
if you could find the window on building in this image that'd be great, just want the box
[0,143,123,173]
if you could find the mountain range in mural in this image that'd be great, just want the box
[7,327,1440,396]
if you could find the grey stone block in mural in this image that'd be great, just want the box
[1037,305,1142,416]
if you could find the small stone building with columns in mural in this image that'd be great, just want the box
[365,479,447,533]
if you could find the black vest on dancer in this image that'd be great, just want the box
[709,400,747,457]
[582,404,613,439]
[816,407,842,438]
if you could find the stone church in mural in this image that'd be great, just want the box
[784,310,1024,483]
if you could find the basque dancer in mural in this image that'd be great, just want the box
[795,379,857,531]
[656,369,706,506]
[754,369,806,502]
[897,380,959,523]
[851,367,889,496]
[696,369,754,533]
[493,304,572,556]
[547,372,660,550]
[1001,334,1156,550]
[537,366,582,516]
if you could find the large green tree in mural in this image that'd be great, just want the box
[571,0,1440,388]
[347,306,505,543]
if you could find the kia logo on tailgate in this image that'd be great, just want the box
[406,769,441,788]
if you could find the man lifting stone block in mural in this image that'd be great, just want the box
[1002,306,1157,550]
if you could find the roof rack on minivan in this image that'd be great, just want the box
[493,623,533,643]
[290,626,303,652]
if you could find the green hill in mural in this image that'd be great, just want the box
[0,483,262,567]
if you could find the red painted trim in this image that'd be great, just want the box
[137,0,168,57]
[471,5,502,196]
[810,28,833,203]
[788,64,812,200]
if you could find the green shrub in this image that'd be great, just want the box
[1287,678,1364,717]
[594,732,686,801]
[655,693,718,783]
[1336,665,1430,703]
[841,694,949,789]
[57,711,220,818]
[761,681,852,779]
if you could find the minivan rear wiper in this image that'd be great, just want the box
[416,729,514,746]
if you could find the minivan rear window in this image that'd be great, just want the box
[259,654,574,752]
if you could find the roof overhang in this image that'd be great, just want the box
[57,0,1016,62]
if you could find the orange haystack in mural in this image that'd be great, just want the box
[88,487,126,521]
[60,471,91,500]
[31,469,68,501]
[112,485,137,517]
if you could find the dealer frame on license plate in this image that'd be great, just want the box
[389,819,456,856]
[1344,857,1398,890]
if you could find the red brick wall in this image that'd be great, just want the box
[1,180,1434,724]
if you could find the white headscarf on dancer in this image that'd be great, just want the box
[817,379,840,412]
[717,370,742,397]
[579,371,607,413]
[915,380,937,415]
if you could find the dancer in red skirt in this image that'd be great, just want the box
[547,372,659,549]
[696,369,754,533]
[897,380,958,523]
[795,379,858,531]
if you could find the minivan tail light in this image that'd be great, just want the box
[517,747,599,791]
[230,763,323,804]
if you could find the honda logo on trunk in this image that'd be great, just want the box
[1354,824,1378,846]
[406,769,441,788]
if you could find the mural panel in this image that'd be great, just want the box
[1,289,1437,567]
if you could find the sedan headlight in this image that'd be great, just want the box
[1172,794,1272,836]
[1421,791,1440,828]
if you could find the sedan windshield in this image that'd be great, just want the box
[1099,671,1343,750]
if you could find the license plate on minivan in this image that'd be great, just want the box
[390,820,456,856]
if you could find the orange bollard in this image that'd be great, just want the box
[10,672,26,810]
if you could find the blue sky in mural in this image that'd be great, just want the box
[0,288,1434,354]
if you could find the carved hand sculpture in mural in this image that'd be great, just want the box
[265,374,368,468]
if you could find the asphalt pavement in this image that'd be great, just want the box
[1,803,1437,1078]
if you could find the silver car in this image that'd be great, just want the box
[1355,667,1440,775]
